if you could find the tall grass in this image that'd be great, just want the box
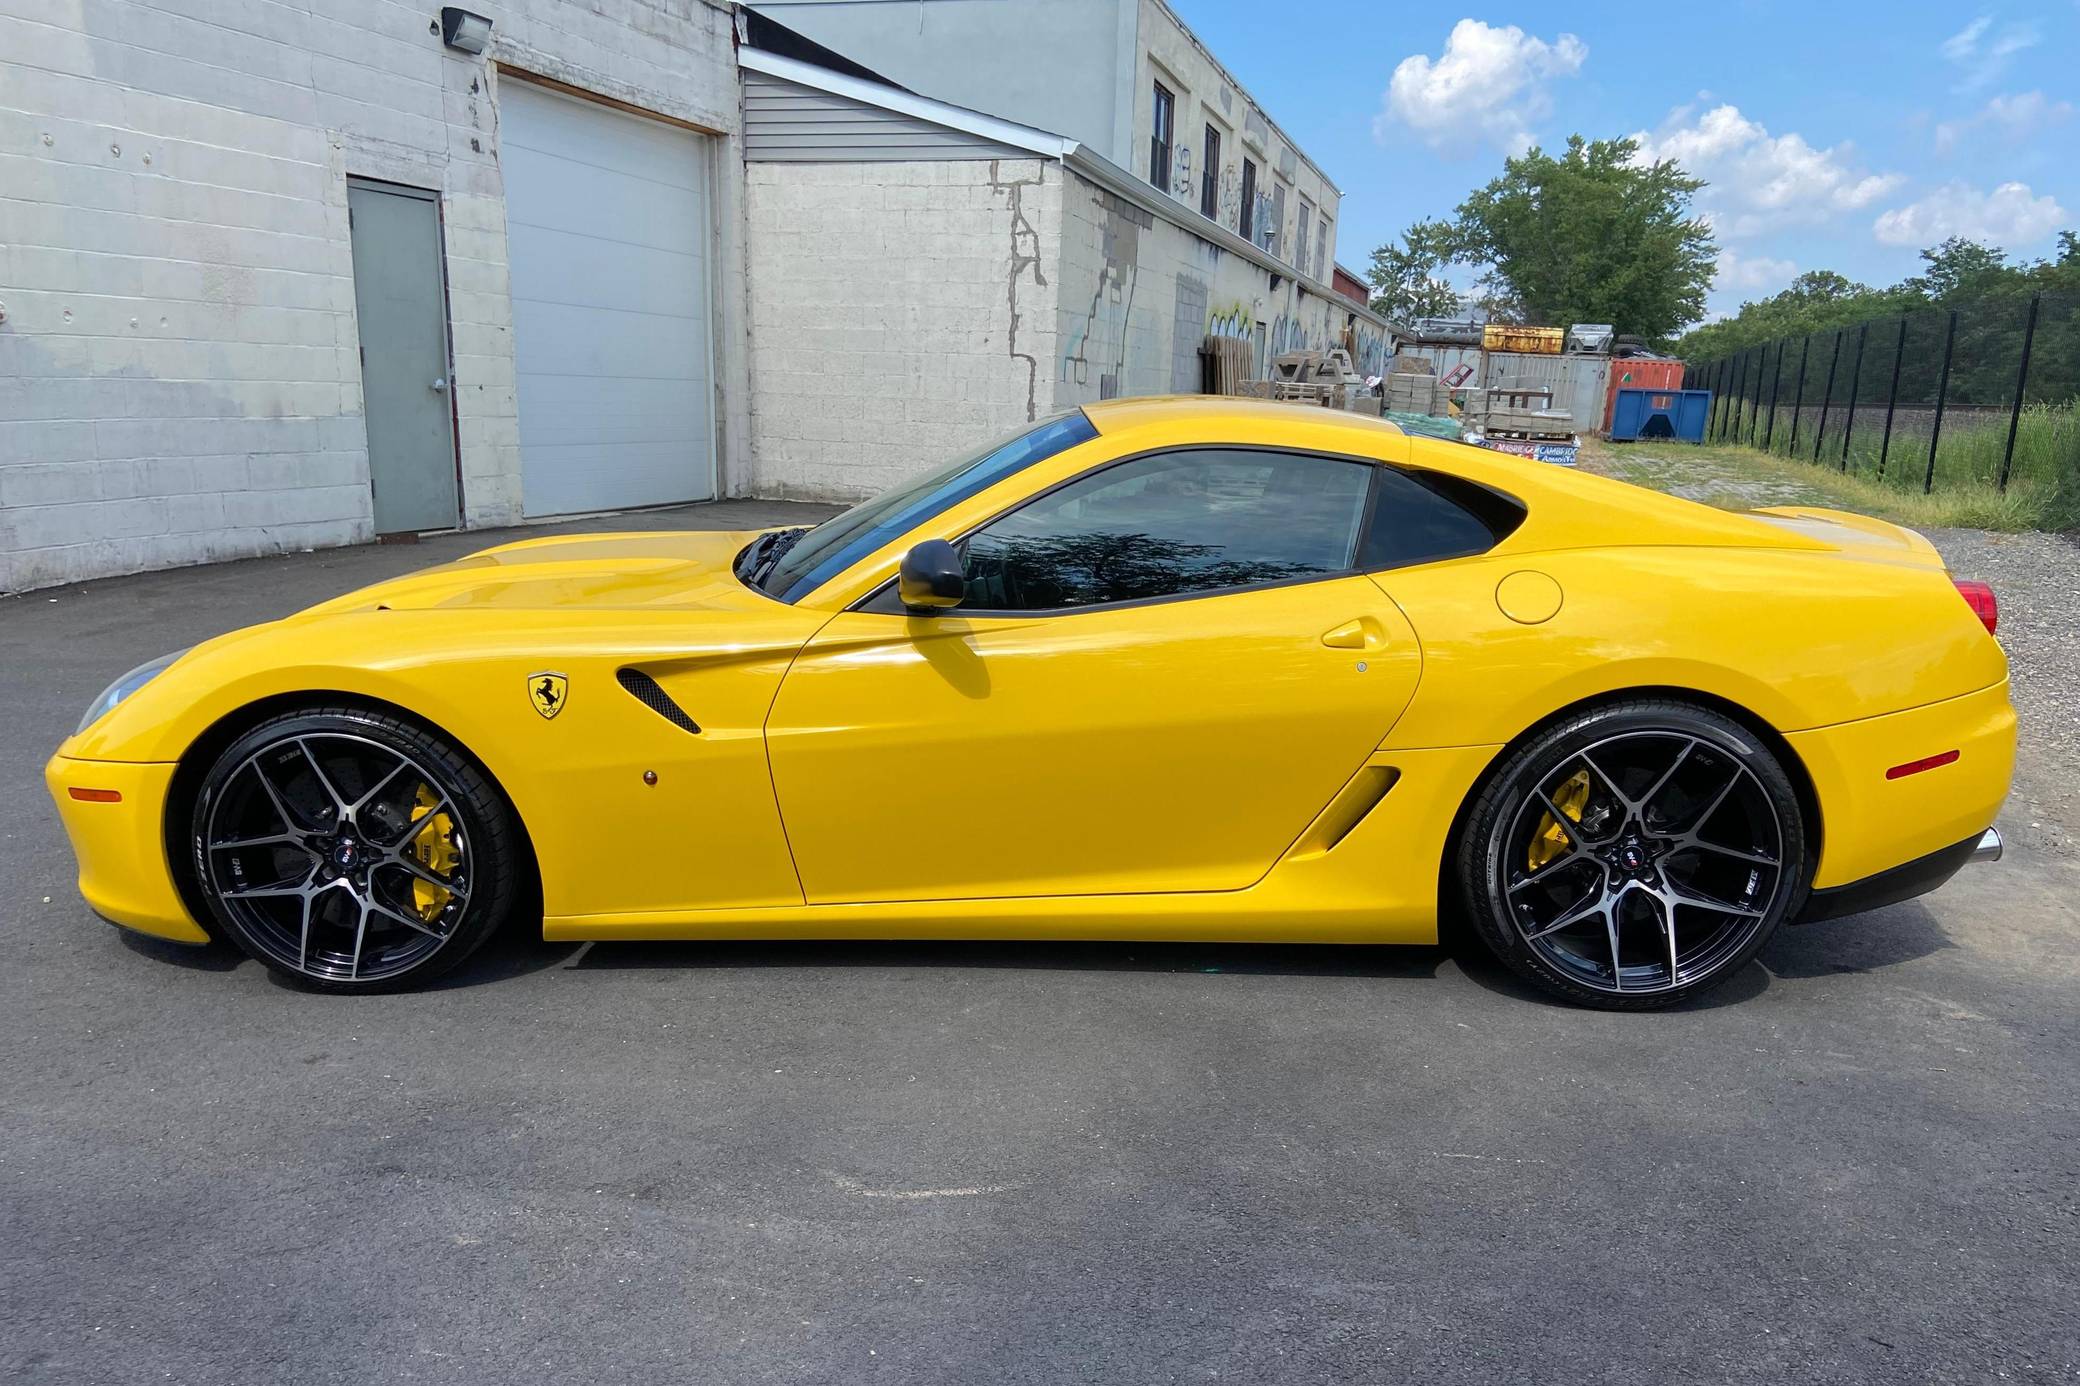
[1711,399,2078,532]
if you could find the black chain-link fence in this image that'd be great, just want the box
[1686,292,2079,521]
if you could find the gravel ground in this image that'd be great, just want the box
[1926,527,2080,857]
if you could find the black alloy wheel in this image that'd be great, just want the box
[189,707,520,991]
[1460,700,1809,1009]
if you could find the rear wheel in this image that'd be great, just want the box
[188,707,520,992]
[1458,700,1808,1010]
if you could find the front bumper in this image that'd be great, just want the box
[43,755,210,944]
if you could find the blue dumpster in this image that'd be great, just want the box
[1609,387,1711,443]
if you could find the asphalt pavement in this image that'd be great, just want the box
[4,507,2076,1385]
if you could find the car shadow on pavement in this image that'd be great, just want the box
[562,936,1460,981]
[1762,899,1954,979]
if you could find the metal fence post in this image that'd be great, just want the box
[1711,358,1729,440]
[1747,344,1764,446]
[1877,316,1906,479]
[1813,330,1842,463]
[1838,322,1867,472]
[1729,350,1750,444]
[1762,338,1784,450]
[1924,309,1958,494]
[1787,335,1811,454]
[1999,293,2042,491]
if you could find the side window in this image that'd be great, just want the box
[962,450,1373,612]
[1358,467,1524,570]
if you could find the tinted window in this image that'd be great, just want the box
[962,450,1372,612]
[1358,467,1522,569]
[764,412,1097,602]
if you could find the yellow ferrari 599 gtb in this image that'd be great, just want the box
[47,398,2013,1007]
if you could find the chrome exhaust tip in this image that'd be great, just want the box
[1971,827,2002,863]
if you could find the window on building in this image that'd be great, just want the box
[960,450,1376,612]
[1150,82,1174,192]
[1267,181,1286,258]
[1316,219,1329,281]
[1295,196,1314,274]
[1238,158,1257,241]
[1200,123,1221,220]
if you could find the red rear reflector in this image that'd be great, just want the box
[1953,579,1997,634]
[67,787,123,803]
[1886,750,1960,780]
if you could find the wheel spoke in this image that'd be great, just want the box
[349,900,371,980]
[384,856,469,902]
[1508,849,1589,893]
[1524,891,1608,941]
[220,876,312,900]
[1531,788,1584,849]
[1637,739,1698,822]
[1673,837,1778,868]
[1576,750,1634,812]
[1663,879,1766,918]
[1676,764,1744,837]
[296,739,348,816]
[366,893,448,940]
[209,831,309,853]
[249,756,314,836]
[348,759,411,814]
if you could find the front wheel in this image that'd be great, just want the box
[1458,700,1809,1010]
[188,707,522,991]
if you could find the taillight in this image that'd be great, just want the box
[1954,579,1997,635]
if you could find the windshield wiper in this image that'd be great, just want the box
[747,525,812,589]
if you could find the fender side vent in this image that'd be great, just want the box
[617,668,701,734]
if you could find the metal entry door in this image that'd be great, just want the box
[346,180,460,533]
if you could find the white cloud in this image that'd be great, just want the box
[1872,181,2068,247]
[1718,249,1798,294]
[1377,19,1587,154]
[1939,16,2040,92]
[1628,104,1903,237]
[1933,90,2074,153]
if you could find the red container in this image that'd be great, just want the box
[1605,358,1684,430]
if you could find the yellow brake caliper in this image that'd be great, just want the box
[407,783,460,922]
[1528,770,1590,872]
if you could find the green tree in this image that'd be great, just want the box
[1449,136,1716,342]
[1364,219,1463,323]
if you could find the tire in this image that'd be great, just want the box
[188,705,522,992]
[1457,699,1809,1010]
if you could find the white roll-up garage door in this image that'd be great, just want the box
[499,78,717,517]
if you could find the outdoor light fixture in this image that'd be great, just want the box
[440,7,492,54]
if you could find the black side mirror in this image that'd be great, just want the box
[898,539,966,612]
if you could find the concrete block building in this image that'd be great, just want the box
[0,0,1393,591]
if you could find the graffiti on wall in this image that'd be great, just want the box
[1059,188,1152,400]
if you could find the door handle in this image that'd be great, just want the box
[430,376,447,393]
[1321,618,1386,651]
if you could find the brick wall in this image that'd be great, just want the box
[742,158,1063,500]
[0,0,743,594]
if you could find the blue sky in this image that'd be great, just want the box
[1167,1,2078,321]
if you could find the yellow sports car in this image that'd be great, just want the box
[46,398,2013,1007]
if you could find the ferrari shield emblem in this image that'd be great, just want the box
[528,672,569,720]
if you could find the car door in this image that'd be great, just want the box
[764,447,1424,905]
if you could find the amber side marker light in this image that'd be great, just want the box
[1953,579,1998,634]
[1886,750,1961,780]
[67,787,122,803]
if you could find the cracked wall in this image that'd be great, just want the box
[741,158,1061,501]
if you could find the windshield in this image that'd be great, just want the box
[750,411,1099,602]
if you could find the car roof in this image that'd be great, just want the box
[1080,395,1409,441]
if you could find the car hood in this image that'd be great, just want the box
[297,530,785,615]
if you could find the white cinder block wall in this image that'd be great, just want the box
[0,0,746,594]
[742,159,1063,500]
